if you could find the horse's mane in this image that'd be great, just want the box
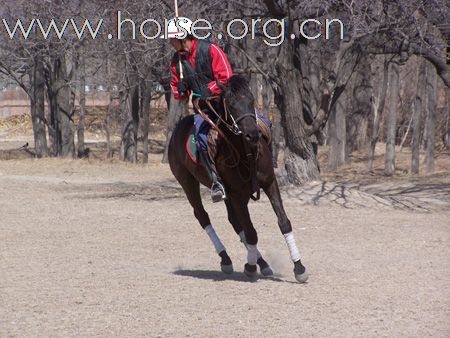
[223,75,251,98]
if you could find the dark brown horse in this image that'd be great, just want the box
[168,75,308,282]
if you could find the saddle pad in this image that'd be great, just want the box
[186,126,201,164]
[257,112,272,145]
[185,126,213,165]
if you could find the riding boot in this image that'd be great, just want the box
[198,149,227,203]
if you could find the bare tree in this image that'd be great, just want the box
[76,48,87,158]
[328,89,347,171]
[368,56,389,171]
[0,1,48,156]
[445,90,450,150]
[425,61,437,173]
[119,63,139,163]
[384,59,400,176]
[141,77,152,164]
[346,56,372,155]
[411,59,426,174]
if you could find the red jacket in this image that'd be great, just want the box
[170,39,232,100]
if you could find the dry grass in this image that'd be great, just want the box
[318,143,450,184]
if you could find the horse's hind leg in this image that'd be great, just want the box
[263,178,308,283]
[175,170,233,274]
[225,200,273,276]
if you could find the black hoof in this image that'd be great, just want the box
[257,257,273,276]
[244,263,257,278]
[219,250,232,265]
[293,260,308,283]
[219,251,233,274]
[221,264,234,274]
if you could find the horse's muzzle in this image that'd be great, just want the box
[245,131,261,144]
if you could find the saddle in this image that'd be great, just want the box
[186,112,272,165]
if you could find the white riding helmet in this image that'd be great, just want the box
[166,17,193,39]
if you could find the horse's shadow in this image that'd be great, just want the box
[173,269,297,284]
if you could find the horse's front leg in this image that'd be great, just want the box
[228,197,260,278]
[263,178,309,283]
[225,200,273,276]
[176,172,233,274]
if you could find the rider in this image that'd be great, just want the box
[168,17,232,203]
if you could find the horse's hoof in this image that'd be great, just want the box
[219,251,233,274]
[244,263,257,278]
[257,257,273,276]
[261,266,274,276]
[293,260,308,283]
[221,264,234,274]
[295,272,309,283]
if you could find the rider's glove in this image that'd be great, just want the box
[177,80,188,97]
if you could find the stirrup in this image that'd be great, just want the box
[211,181,226,203]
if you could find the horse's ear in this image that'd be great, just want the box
[216,80,226,91]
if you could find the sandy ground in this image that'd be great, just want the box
[0,156,449,338]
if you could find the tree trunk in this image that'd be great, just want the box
[262,79,281,167]
[31,55,48,158]
[141,78,152,164]
[163,84,171,109]
[105,57,113,158]
[246,39,259,99]
[55,55,75,158]
[445,90,450,150]
[368,58,389,171]
[77,51,86,158]
[162,92,187,163]
[411,59,426,174]
[346,56,372,155]
[328,89,347,171]
[399,113,413,151]
[274,65,320,184]
[425,61,437,173]
[384,60,400,176]
[105,95,113,158]
[261,77,272,115]
[47,86,59,156]
[120,87,138,163]
[131,84,140,161]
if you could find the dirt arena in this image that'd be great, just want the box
[1,150,449,337]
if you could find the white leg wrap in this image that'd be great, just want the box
[247,244,258,266]
[205,225,225,254]
[239,231,261,259]
[284,232,301,262]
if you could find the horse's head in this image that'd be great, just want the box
[219,75,260,146]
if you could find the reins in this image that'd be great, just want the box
[193,97,240,168]
[206,97,257,135]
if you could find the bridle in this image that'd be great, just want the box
[193,96,257,137]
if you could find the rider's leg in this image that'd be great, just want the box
[194,114,226,202]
